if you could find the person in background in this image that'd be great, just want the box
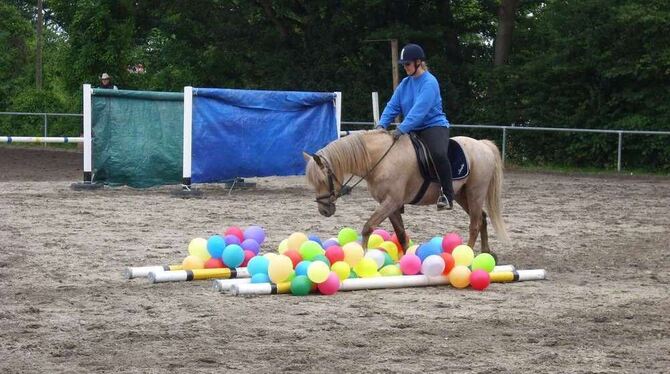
[99,73,118,89]
[377,43,453,210]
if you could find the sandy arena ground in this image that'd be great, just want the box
[0,146,669,373]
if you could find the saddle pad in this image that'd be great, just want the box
[409,134,469,181]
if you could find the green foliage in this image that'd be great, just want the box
[0,0,668,170]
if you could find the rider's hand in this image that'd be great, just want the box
[391,129,403,140]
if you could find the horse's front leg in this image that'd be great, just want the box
[388,208,408,251]
[361,199,402,249]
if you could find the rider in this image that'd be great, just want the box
[377,43,454,210]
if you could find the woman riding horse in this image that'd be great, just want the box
[377,43,454,211]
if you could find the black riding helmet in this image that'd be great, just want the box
[398,44,425,76]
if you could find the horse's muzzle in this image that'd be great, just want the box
[318,203,336,217]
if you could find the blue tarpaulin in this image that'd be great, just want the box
[191,88,338,183]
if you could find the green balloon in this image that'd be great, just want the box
[348,269,358,278]
[338,227,358,245]
[291,275,313,296]
[382,252,394,267]
[311,254,331,267]
[471,253,496,273]
[299,240,324,260]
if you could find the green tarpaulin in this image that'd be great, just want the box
[91,89,183,187]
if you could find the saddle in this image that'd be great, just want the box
[408,133,469,205]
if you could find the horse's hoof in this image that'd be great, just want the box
[489,252,498,263]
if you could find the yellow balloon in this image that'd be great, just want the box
[182,255,205,270]
[452,245,474,267]
[379,241,399,261]
[277,239,289,254]
[367,234,384,249]
[307,261,330,283]
[331,261,351,281]
[353,257,378,278]
[449,265,471,289]
[287,232,308,251]
[405,244,419,256]
[263,252,278,260]
[379,264,402,277]
[188,237,211,261]
[268,255,294,283]
[342,242,364,267]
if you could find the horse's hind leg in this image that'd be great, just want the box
[480,211,490,253]
[388,209,408,251]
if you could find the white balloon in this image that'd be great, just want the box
[364,249,386,269]
[421,254,446,276]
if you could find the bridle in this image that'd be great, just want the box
[314,135,399,207]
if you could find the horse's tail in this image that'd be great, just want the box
[481,139,510,243]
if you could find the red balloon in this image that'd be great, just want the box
[284,249,303,268]
[441,253,455,275]
[224,226,244,242]
[470,269,491,291]
[204,258,226,269]
[241,250,255,267]
[324,245,345,264]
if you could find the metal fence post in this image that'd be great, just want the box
[43,113,48,147]
[502,127,507,167]
[617,131,623,172]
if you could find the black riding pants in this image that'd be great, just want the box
[415,126,454,200]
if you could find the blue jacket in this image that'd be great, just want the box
[378,71,449,133]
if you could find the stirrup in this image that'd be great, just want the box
[437,194,453,211]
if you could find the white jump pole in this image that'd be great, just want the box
[182,86,193,189]
[83,84,93,183]
[148,267,250,283]
[213,278,252,292]
[372,91,380,128]
[334,91,342,138]
[229,269,547,296]
[214,264,517,293]
[1,136,83,143]
[123,264,183,279]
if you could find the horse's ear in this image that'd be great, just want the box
[302,151,312,163]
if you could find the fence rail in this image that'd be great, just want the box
[342,121,670,172]
[0,112,83,147]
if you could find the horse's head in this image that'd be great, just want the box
[303,152,338,217]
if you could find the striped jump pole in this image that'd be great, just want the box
[213,264,517,294]
[1,136,84,144]
[229,269,546,296]
[124,265,184,279]
[148,267,250,284]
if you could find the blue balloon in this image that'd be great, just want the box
[251,273,270,284]
[294,260,312,276]
[247,256,269,276]
[416,241,442,262]
[429,236,444,248]
[207,235,226,259]
[307,234,322,246]
[222,244,245,268]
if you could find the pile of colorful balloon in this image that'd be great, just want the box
[244,227,497,296]
[181,225,266,269]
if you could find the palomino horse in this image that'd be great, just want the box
[304,129,509,256]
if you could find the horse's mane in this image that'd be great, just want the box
[307,131,382,185]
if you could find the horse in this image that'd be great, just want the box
[303,129,509,257]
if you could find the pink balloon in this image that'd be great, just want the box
[317,272,341,295]
[470,269,491,291]
[372,228,391,241]
[324,245,345,264]
[399,254,422,275]
[442,233,463,254]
